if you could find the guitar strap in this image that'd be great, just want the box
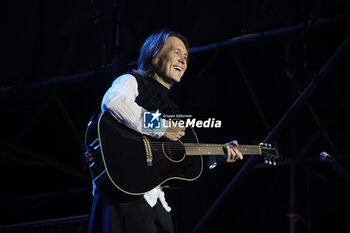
[84,113,101,168]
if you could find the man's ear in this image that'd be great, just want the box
[153,56,161,69]
[154,55,161,65]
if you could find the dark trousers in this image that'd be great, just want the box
[87,192,175,233]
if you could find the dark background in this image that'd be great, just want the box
[1,0,350,232]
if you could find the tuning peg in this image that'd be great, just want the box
[264,158,269,164]
[268,144,272,148]
[263,157,277,166]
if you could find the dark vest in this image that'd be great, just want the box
[129,71,180,115]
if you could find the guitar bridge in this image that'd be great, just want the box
[142,136,153,166]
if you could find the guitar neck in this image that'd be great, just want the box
[184,143,262,156]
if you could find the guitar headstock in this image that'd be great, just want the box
[259,143,279,166]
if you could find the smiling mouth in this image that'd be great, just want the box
[173,65,183,72]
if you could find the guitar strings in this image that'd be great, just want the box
[148,141,261,147]
[148,144,261,150]
[146,142,276,157]
[148,143,262,154]
[148,142,261,150]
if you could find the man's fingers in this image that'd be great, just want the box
[178,126,186,133]
[234,148,243,160]
[173,131,185,141]
[230,140,243,161]
[226,146,234,162]
[225,146,243,162]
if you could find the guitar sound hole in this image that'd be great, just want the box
[162,141,186,162]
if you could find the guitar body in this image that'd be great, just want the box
[91,112,203,203]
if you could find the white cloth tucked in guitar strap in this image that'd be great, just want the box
[101,74,172,212]
[143,186,172,212]
[92,182,171,212]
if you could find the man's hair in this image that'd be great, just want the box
[136,29,189,77]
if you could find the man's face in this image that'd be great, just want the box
[154,36,188,87]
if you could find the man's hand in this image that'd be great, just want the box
[163,124,186,141]
[224,140,243,162]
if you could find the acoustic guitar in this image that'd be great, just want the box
[85,112,279,203]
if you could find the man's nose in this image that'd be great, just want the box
[178,56,186,65]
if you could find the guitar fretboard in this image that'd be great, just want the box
[184,143,262,156]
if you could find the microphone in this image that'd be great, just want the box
[319,151,350,183]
